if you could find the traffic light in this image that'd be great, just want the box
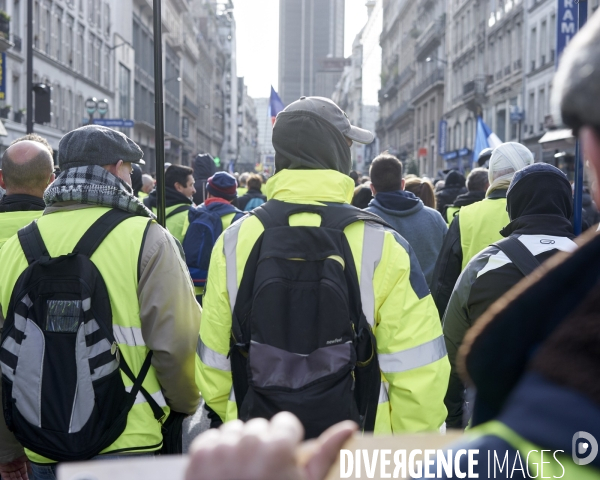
[33,83,51,124]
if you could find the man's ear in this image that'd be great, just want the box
[174,182,184,194]
[401,178,405,190]
[582,127,600,207]
[48,172,56,185]
[369,183,377,196]
[0,170,5,190]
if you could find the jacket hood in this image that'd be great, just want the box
[143,186,193,209]
[369,190,423,216]
[272,111,352,174]
[265,169,354,205]
[444,170,466,188]
[452,190,486,207]
[193,154,217,180]
[506,169,573,221]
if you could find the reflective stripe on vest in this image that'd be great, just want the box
[224,218,245,312]
[470,421,599,480]
[5,208,167,462]
[378,335,447,373]
[459,198,509,270]
[360,223,385,328]
[197,337,231,371]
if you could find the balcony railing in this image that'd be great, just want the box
[385,101,413,128]
[412,68,445,100]
[0,13,9,40]
[415,19,445,60]
[463,76,488,97]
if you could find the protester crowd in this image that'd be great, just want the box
[0,11,599,480]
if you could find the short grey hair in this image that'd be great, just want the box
[466,168,489,192]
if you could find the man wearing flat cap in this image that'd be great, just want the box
[0,125,201,478]
[198,97,449,437]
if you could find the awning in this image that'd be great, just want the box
[0,120,7,137]
[538,128,574,144]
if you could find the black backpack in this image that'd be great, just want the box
[0,209,163,461]
[229,200,389,439]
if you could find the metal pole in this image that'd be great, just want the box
[153,0,166,227]
[573,0,588,235]
[26,0,33,134]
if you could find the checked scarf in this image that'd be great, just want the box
[44,165,155,219]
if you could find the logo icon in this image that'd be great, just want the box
[540,239,556,244]
[572,431,598,465]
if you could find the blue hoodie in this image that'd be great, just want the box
[366,190,448,286]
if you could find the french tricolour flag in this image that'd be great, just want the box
[473,116,502,167]
[268,86,285,126]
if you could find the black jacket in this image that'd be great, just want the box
[442,168,576,429]
[143,187,193,209]
[582,191,600,229]
[0,194,45,213]
[441,190,485,221]
[442,215,576,428]
[435,171,467,214]
[235,188,266,211]
[431,189,507,318]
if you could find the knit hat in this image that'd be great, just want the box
[58,125,144,169]
[207,172,237,200]
[488,142,534,185]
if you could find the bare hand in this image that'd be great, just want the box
[185,412,356,480]
[0,455,29,479]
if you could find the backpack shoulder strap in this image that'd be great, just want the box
[166,205,191,220]
[17,221,49,265]
[74,209,136,258]
[252,200,394,231]
[492,236,541,277]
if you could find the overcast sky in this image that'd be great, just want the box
[235,0,369,99]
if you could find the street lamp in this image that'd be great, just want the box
[425,56,448,65]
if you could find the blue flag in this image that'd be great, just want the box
[268,86,285,126]
[472,116,502,167]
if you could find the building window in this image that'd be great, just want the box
[55,7,63,62]
[538,88,546,131]
[77,26,84,73]
[103,47,109,87]
[103,2,109,37]
[496,107,507,141]
[454,122,462,149]
[87,33,94,78]
[119,64,130,119]
[65,16,73,66]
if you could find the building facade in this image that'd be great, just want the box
[331,0,382,174]
[237,79,258,172]
[278,0,345,105]
[254,97,275,174]
[0,0,123,154]
[376,0,418,168]
[0,0,244,173]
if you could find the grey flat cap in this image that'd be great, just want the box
[58,125,144,169]
[553,9,600,132]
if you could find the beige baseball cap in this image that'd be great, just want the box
[282,96,375,144]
